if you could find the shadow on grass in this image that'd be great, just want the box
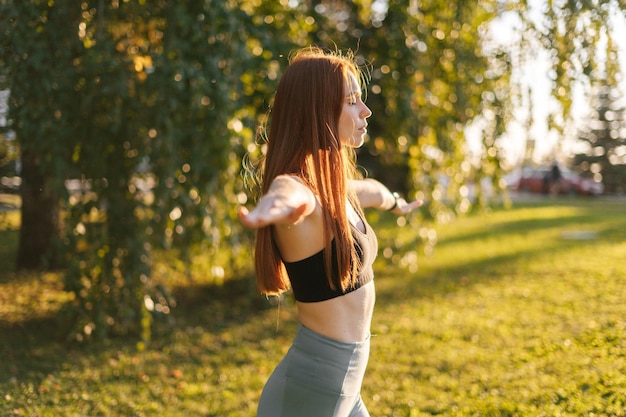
[0,317,67,381]
[435,198,624,246]
[0,268,271,388]
[1,198,273,390]
[374,199,626,304]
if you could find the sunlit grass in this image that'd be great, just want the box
[369,198,626,416]
[1,197,625,416]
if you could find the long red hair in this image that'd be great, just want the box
[253,47,366,295]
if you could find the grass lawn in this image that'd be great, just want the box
[1,196,625,416]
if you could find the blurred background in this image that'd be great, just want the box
[1,0,624,340]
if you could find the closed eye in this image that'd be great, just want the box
[346,93,360,105]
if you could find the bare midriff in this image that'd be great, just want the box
[295,281,375,343]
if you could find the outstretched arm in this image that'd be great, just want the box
[238,175,317,229]
[349,178,422,215]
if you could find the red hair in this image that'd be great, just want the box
[254,47,366,295]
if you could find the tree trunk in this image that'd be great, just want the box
[17,149,59,269]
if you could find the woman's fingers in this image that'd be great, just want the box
[238,203,308,229]
[391,198,423,215]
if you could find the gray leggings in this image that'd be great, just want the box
[257,325,370,417]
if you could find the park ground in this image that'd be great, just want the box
[1,194,625,416]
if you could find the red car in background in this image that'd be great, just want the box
[515,166,604,196]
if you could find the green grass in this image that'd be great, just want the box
[1,197,625,416]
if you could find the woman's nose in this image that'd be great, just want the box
[361,103,372,118]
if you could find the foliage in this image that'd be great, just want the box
[2,198,626,416]
[572,85,626,194]
[518,0,625,151]
[1,1,79,269]
[0,133,18,179]
[0,0,262,341]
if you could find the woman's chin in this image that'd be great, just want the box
[342,136,365,148]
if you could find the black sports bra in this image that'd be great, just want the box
[283,219,378,303]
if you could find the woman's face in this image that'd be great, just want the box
[338,72,372,148]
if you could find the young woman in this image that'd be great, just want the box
[239,47,421,417]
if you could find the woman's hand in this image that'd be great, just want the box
[388,194,423,216]
[238,199,309,229]
[238,175,316,229]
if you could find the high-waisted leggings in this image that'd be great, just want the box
[257,325,370,417]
